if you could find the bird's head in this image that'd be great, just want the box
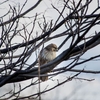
[45,43,58,52]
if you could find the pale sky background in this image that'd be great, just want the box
[0,0,100,100]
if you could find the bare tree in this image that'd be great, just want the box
[0,0,100,99]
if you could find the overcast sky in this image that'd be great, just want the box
[0,0,100,100]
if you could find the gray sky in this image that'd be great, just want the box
[0,0,100,100]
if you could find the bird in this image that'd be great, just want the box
[38,43,58,81]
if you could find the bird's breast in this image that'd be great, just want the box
[42,49,56,62]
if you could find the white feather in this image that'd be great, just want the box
[41,49,56,62]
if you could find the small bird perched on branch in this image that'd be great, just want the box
[38,43,58,81]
